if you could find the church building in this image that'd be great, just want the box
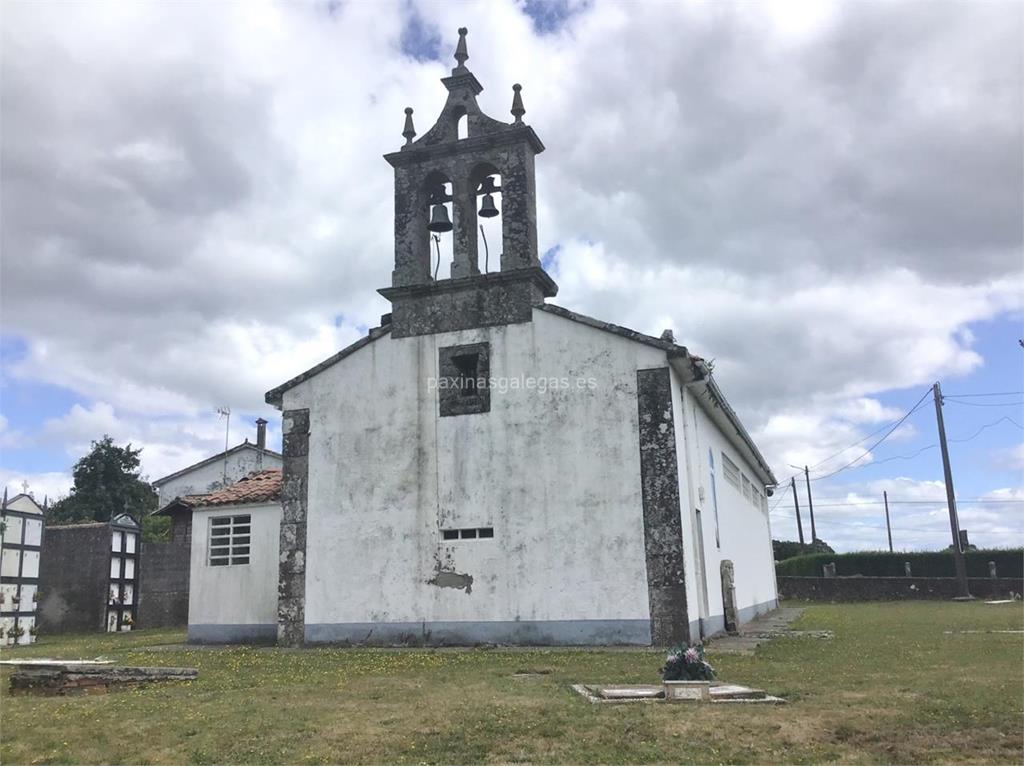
[190,29,779,646]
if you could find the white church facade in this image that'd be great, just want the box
[188,29,778,646]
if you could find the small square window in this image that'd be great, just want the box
[478,527,494,538]
[460,528,478,539]
[209,514,252,566]
[442,529,459,541]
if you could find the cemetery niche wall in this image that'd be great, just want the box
[38,514,141,634]
[1,493,45,646]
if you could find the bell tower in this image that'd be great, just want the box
[380,28,558,339]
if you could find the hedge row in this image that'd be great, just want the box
[775,549,1024,579]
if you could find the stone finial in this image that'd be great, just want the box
[454,27,469,70]
[511,83,525,123]
[660,329,675,343]
[402,107,416,145]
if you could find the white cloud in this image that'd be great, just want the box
[993,444,1024,472]
[770,475,1024,552]
[0,470,73,505]
[1,0,1021,516]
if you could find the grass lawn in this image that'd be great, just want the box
[1,601,1021,764]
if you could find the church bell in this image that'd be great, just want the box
[427,203,453,232]
[478,193,499,218]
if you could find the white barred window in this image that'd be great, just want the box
[742,474,752,502]
[209,515,251,566]
[722,453,741,489]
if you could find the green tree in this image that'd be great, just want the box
[49,436,158,526]
[772,538,835,561]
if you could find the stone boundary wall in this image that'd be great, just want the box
[137,542,190,628]
[779,576,1023,602]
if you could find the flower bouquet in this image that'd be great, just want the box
[660,643,715,701]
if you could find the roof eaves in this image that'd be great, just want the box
[153,496,205,517]
[539,302,776,486]
[151,443,283,487]
[537,304,689,355]
[265,324,392,408]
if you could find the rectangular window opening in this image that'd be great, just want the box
[722,453,741,489]
[441,526,494,541]
[207,514,252,567]
[452,353,479,398]
[439,342,490,417]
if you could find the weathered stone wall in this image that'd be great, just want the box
[277,409,309,646]
[38,525,110,633]
[137,541,189,628]
[637,366,690,646]
[779,575,1024,601]
[382,269,554,339]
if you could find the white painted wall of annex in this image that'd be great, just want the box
[188,502,281,627]
[156,449,282,501]
[283,308,670,631]
[677,386,777,628]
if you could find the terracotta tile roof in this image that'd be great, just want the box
[191,469,282,508]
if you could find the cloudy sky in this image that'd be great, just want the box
[2,0,1021,552]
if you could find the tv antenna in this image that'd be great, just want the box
[216,406,231,482]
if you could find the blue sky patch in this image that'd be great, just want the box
[522,0,588,35]
[401,8,442,63]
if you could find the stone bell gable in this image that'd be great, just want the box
[379,28,556,339]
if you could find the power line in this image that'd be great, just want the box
[804,395,931,472]
[768,491,789,515]
[770,498,1022,512]
[808,390,933,482]
[949,415,1023,442]
[943,391,1024,398]
[770,390,1019,491]
[945,399,1024,408]
[800,415,1021,476]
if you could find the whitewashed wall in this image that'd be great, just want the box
[187,501,281,642]
[156,449,282,501]
[284,309,670,644]
[676,386,777,637]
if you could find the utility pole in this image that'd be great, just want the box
[932,382,970,598]
[804,465,817,542]
[883,490,893,552]
[791,477,805,545]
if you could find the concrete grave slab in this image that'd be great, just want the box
[572,682,785,704]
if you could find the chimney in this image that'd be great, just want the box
[255,418,268,451]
